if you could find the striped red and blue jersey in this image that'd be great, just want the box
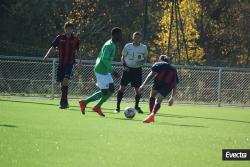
[152,62,179,88]
[51,34,79,65]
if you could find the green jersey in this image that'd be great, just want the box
[94,39,116,75]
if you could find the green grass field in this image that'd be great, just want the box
[0,97,250,167]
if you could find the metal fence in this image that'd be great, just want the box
[0,55,249,107]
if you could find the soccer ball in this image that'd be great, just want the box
[124,107,136,119]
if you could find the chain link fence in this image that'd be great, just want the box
[0,55,249,107]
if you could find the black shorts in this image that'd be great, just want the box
[152,82,172,97]
[56,64,73,82]
[121,67,142,88]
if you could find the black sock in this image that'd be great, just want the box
[149,97,155,112]
[117,91,124,109]
[135,94,141,108]
[61,86,68,104]
[152,103,161,114]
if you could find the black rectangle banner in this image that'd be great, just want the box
[222,149,250,161]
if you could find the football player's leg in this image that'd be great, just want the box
[93,83,113,117]
[133,68,143,113]
[60,65,73,108]
[116,70,130,112]
[116,85,126,113]
[57,65,69,109]
[151,87,171,114]
[96,83,114,108]
[61,78,69,98]
[83,72,108,104]
[152,93,164,114]
[79,91,103,114]
[134,87,143,113]
[93,74,114,115]
[149,88,158,113]
[143,93,164,123]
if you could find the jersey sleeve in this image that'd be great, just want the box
[121,44,128,57]
[101,45,115,73]
[51,35,60,48]
[151,63,162,72]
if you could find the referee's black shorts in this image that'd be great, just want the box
[152,81,172,97]
[121,67,142,88]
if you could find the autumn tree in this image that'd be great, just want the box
[200,0,250,67]
[155,0,204,65]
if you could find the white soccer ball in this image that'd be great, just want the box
[124,107,136,119]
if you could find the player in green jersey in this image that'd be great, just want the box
[79,27,122,117]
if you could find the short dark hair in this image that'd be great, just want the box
[111,27,122,36]
[160,55,170,63]
[64,21,74,29]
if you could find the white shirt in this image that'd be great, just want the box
[122,43,148,68]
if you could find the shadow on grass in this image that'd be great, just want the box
[154,121,208,128]
[2,99,249,125]
[157,113,250,124]
[68,108,118,115]
[105,117,207,128]
[0,99,116,111]
[0,124,18,128]
[0,99,59,107]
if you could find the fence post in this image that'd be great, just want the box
[217,67,222,107]
[51,58,56,99]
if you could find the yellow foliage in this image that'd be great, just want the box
[156,0,204,64]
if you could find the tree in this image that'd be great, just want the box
[155,0,204,65]
[200,0,250,67]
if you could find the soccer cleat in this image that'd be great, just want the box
[60,104,69,109]
[92,106,105,117]
[143,114,155,123]
[60,100,69,109]
[79,100,86,115]
[135,107,143,114]
[114,108,120,113]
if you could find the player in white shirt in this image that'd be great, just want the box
[115,32,148,113]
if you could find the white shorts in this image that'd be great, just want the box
[95,72,114,89]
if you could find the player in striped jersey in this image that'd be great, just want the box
[43,22,80,109]
[139,55,179,123]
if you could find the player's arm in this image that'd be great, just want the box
[75,38,81,64]
[139,71,157,92]
[43,47,55,60]
[44,35,58,60]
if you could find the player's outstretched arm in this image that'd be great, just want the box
[139,71,156,93]
[43,47,54,60]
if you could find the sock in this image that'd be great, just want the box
[149,97,155,112]
[96,92,113,108]
[84,91,103,104]
[135,94,141,108]
[116,91,124,109]
[152,103,161,114]
[61,86,68,104]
